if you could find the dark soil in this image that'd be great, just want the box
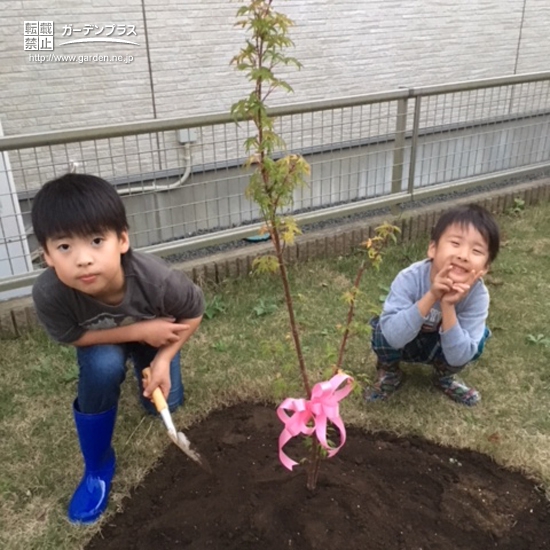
[87,403,549,550]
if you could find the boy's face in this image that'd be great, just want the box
[43,230,130,302]
[427,223,490,284]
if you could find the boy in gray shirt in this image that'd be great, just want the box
[31,174,204,524]
[364,204,500,406]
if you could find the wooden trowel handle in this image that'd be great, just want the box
[142,367,168,413]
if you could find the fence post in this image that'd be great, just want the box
[390,97,408,213]
[407,95,422,195]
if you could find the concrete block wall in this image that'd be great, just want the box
[1,177,548,337]
[2,0,550,138]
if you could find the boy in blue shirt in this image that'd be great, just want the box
[365,204,500,406]
[31,174,204,524]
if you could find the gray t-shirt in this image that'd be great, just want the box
[379,259,489,367]
[32,249,205,344]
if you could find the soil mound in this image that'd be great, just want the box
[87,404,549,550]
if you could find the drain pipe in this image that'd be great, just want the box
[68,142,192,195]
[117,143,192,195]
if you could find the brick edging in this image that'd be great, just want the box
[1,178,549,337]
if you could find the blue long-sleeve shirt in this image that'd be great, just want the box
[379,259,489,367]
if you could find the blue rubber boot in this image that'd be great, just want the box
[68,400,117,524]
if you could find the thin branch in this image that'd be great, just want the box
[335,260,367,372]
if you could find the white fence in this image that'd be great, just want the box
[0,71,549,294]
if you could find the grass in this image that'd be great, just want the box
[1,200,550,549]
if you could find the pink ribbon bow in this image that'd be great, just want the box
[276,373,354,471]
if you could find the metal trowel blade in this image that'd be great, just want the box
[168,431,212,473]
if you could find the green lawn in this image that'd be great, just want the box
[1,199,549,549]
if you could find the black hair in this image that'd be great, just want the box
[31,173,129,249]
[430,203,500,263]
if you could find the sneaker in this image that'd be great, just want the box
[433,374,480,406]
[364,365,404,402]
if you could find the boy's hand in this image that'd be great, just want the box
[441,282,471,305]
[430,259,455,301]
[136,318,190,347]
[442,268,486,306]
[143,359,171,400]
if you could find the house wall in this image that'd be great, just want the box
[2,0,549,137]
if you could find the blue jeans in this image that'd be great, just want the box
[76,343,184,414]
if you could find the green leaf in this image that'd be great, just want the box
[204,295,227,320]
[252,255,280,274]
[253,298,278,317]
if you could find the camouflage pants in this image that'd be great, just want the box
[369,316,489,373]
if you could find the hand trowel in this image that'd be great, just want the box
[142,367,211,473]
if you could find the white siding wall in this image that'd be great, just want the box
[1,0,549,137]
